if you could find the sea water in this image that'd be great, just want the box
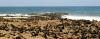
[0,6,100,21]
[0,6,99,16]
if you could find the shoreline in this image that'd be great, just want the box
[0,14,99,39]
[0,13,100,21]
[62,15,100,21]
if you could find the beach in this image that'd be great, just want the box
[0,13,99,39]
[0,0,99,38]
[0,6,100,39]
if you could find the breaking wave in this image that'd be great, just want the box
[62,15,100,21]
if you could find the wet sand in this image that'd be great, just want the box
[0,15,100,39]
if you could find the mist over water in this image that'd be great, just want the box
[0,6,100,16]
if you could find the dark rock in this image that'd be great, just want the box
[15,36,21,39]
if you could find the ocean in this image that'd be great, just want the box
[0,6,100,16]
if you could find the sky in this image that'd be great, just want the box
[0,0,100,6]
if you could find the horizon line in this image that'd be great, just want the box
[0,6,99,7]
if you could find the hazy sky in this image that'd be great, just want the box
[0,0,100,6]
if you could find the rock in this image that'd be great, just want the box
[15,36,21,39]
[0,15,100,39]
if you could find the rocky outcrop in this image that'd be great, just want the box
[0,15,100,39]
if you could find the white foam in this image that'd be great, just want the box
[61,15,100,21]
[0,14,32,16]
[0,14,7,16]
[0,14,34,18]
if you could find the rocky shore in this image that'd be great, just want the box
[0,14,100,39]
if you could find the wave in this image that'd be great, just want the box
[0,14,31,16]
[1,12,100,21]
[61,15,100,21]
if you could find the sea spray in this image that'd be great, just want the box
[61,15,100,21]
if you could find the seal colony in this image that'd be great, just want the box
[0,13,100,39]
